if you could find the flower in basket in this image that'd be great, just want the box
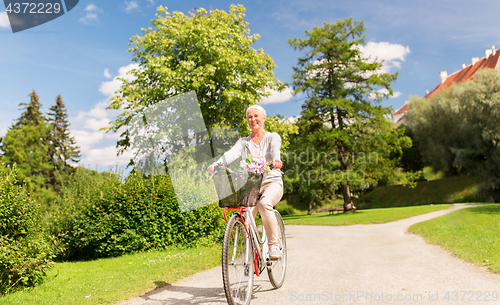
[240,154,271,175]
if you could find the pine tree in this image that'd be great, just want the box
[47,95,81,177]
[0,90,52,193]
[288,19,407,211]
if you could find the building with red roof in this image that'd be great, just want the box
[393,45,500,124]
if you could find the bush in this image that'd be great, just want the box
[53,168,225,260]
[0,165,58,294]
[274,200,297,216]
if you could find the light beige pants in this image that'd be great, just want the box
[250,182,283,248]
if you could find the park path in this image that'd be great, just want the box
[119,205,500,305]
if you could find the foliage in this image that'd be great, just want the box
[0,90,52,196]
[105,4,284,155]
[47,95,80,187]
[52,167,225,260]
[0,91,81,209]
[286,18,408,212]
[394,124,425,174]
[260,115,298,156]
[0,165,59,294]
[406,68,500,201]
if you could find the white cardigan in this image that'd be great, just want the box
[215,132,283,186]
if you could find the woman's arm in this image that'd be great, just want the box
[207,138,244,174]
[270,133,283,169]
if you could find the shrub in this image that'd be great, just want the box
[54,168,225,260]
[0,165,58,294]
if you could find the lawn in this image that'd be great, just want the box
[0,245,221,305]
[409,204,500,274]
[282,204,451,226]
[356,175,481,208]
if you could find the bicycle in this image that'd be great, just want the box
[211,164,287,305]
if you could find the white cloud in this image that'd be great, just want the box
[70,63,143,167]
[369,88,402,100]
[147,0,154,4]
[104,68,112,79]
[285,116,300,124]
[124,1,139,13]
[0,127,7,137]
[79,3,102,25]
[99,63,139,97]
[85,3,100,12]
[0,11,9,28]
[81,145,135,166]
[259,87,294,105]
[71,129,105,152]
[76,100,111,121]
[358,42,411,74]
[392,91,402,98]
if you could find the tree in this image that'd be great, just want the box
[0,90,52,194]
[288,18,407,211]
[395,124,424,174]
[105,4,284,157]
[406,68,500,201]
[47,95,81,182]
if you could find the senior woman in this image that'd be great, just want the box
[207,105,284,259]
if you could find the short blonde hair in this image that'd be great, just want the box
[246,105,267,119]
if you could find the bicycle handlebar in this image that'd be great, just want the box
[208,163,274,181]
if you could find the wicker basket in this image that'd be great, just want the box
[213,170,262,208]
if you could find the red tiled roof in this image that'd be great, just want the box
[425,50,500,98]
[394,103,408,115]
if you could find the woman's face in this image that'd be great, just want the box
[247,108,265,132]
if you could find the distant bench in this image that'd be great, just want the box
[314,205,357,215]
[328,207,345,215]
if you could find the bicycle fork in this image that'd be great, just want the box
[244,212,269,277]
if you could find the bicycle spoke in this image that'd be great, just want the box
[222,215,254,305]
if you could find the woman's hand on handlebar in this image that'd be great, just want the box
[271,160,283,170]
[207,164,216,174]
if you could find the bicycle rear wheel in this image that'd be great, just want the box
[267,210,286,289]
[222,214,254,305]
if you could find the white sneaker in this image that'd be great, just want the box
[268,246,281,260]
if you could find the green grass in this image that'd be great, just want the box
[409,204,500,274]
[0,245,221,305]
[282,204,451,226]
[357,175,481,208]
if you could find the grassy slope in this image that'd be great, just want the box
[0,245,221,305]
[282,204,450,226]
[357,175,480,208]
[409,204,500,274]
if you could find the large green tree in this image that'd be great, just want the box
[47,95,81,176]
[0,90,52,194]
[288,18,408,211]
[105,5,285,156]
[406,68,500,201]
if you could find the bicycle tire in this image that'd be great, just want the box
[267,210,286,289]
[222,214,254,305]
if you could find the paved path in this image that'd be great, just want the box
[120,205,500,305]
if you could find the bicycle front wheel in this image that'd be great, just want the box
[222,214,254,305]
[267,210,286,289]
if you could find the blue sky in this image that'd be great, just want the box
[1,0,500,167]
